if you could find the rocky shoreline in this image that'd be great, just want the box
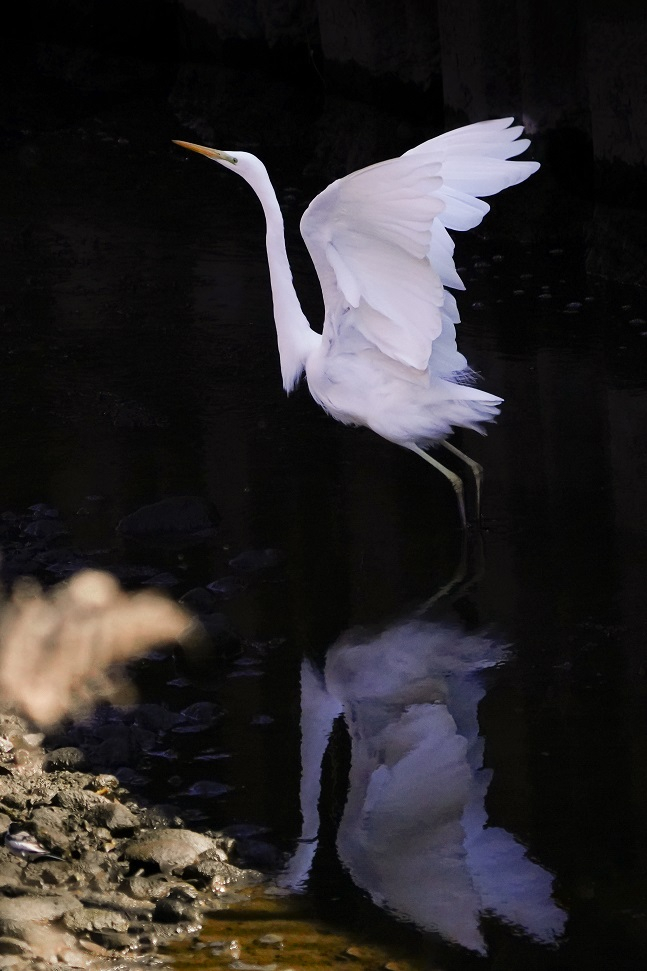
[0,711,265,969]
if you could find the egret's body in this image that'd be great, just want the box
[174,119,539,524]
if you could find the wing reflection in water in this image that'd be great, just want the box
[280,615,567,954]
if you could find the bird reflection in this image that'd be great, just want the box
[281,610,566,954]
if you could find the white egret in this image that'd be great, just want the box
[174,119,539,525]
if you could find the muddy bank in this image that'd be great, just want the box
[0,710,266,969]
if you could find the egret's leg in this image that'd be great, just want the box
[441,441,483,521]
[407,443,466,528]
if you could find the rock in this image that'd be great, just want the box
[28,504,59,519]
[128,704,182,733]
[235,839,282,870]
[101,801,139,834]
[121,828,219,873]
[183,857,264,892]
[63,907,130,935]
[117,496,220,548]
[0,892,82,936]
[89,723,156,767]
[89,928,135,950]
[22,520,68,542]
[29,806,72,855]
[42,747,88,772]
[178,701,222,728]
[137,805,184,830]
[178,780,231,799]
[127,872,195,901]
[206,575,249,599]
[77,891,154,920]
[179,587,221,614]
[152,891,200,924]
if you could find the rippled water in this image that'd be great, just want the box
[1,96,647,969]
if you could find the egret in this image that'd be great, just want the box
[174,119,539,525]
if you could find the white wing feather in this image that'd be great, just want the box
[301,118,539,374]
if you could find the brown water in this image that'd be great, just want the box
[1,94,647,970]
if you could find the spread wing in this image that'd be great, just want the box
[300,117,539,373]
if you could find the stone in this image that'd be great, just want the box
[121,828,219,873]
[0,892,82,936]
[63,907,129,935]
[182,858,263,892]
[42,748,88,773]
[117,496,220,547]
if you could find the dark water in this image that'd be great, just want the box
[1,97,647,969]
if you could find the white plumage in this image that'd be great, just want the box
[174,119,539,523]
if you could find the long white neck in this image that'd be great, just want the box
[252,174,320,393]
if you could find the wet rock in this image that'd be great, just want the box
[78,890,155,920]
[117,496,220,548]
[113,767,148,789]
[178,701,222,729]
[22,520,68,542]
[152,889,200,923]
[179,780,231,799]
[178,779,231,799]
[0,853,27,888]
[179,587,221,614]
[127,872,195,901]
[183,857,264,892]
[101,801,140,834]
[89,722,157,766]
[137,805,184,829]
[54,788,137,833]
[207,575,249,599]
[89,927,135,950]
[234,838,282,871]
[128,703,183,733]
[122,827,219,873]
[42,747,88,772]
[29,806,72,855]
[28,504,59,520]
[63,906,130,935]
[0,891,83,936]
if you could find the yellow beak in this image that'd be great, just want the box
[172,141,237,165]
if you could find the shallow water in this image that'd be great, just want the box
[1,97,647,969]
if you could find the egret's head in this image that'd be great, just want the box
[173,140,272,201]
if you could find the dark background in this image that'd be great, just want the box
[1,0,646,283]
